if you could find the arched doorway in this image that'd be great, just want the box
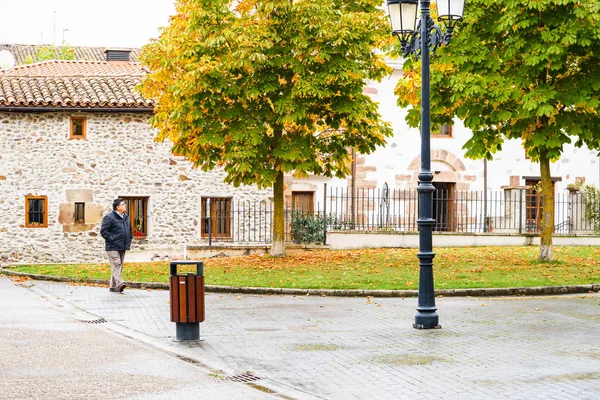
[407,150,473,232]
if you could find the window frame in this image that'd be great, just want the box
[70,116,87,140]
[74,202,85,224]
[432,124,453,138]
[25,196,48,228]
[121,196,149,238]
[201,197,232,238]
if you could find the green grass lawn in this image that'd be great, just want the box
[7,246,600,290]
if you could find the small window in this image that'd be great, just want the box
[25,196,48,228]
[74,202,85,224]
[201,197,232,238]
[432,124,453,137]
[121,197,148,238]
[70,117,87,139]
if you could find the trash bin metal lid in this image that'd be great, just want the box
[170,261,204,276]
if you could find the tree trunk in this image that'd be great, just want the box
[270,126,285,257]
[539,151,553,261]
[270,169,285,256]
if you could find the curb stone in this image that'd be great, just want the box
[1,266,598,298]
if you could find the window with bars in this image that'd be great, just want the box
[121,197,148,237]
[74,202,85,224]
[25,196,48,228]
[201,197,232,238]
[70,117,87,139]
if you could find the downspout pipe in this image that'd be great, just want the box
[484,158,488,232]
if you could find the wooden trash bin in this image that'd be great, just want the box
[169,261,205,341]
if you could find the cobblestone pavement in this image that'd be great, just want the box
[28,280,600,400]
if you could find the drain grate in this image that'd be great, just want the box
[225,373,262,383]
[79,318,107,324]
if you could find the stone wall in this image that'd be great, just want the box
[0,111,271,263]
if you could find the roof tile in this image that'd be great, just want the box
[0,76,152,109]
[0,45,152,109]
[3,60,147,77]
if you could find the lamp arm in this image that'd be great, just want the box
[441,24,455,46]
[399,17,456,59]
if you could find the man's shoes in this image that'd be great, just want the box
[109,284,126,293]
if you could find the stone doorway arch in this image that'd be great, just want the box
[403,149,475,190]
[401,150,477,232]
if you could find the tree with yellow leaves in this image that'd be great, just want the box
[139,0,393,255]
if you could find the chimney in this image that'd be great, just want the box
[105,49,131,62]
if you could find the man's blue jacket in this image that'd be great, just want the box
[100,211,133,251]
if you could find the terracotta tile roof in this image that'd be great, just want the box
[0,45,152,109]
[0,75,153,109]
[4,60,147,77]
[0,44,140,64]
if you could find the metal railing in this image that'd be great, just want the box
[199,200,327,243]
[200,186,600,244]
[322,187,600,235]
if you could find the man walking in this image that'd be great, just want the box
[100,199,133,293]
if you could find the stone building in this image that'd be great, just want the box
[0,46,271,264]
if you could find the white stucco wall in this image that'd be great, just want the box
[298,66,600,194]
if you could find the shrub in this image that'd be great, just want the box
[290,212,324,243]
[582,185,600,229]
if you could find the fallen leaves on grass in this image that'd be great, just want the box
[9,246,600,291]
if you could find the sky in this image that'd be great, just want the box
[0,0,177,48]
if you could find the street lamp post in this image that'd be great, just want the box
[387,0,465,329]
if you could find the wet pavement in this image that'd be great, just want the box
[0,277,276,399]
[11,278,600,400]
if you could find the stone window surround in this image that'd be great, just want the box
[58,190,105,232]
[25,195,48,228]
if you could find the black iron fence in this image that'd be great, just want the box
[201,186,600,244]
[200,200,328,244]
[322,187,600,234]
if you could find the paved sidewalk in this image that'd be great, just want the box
[21,279,600,400]
[0,277,277,400]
